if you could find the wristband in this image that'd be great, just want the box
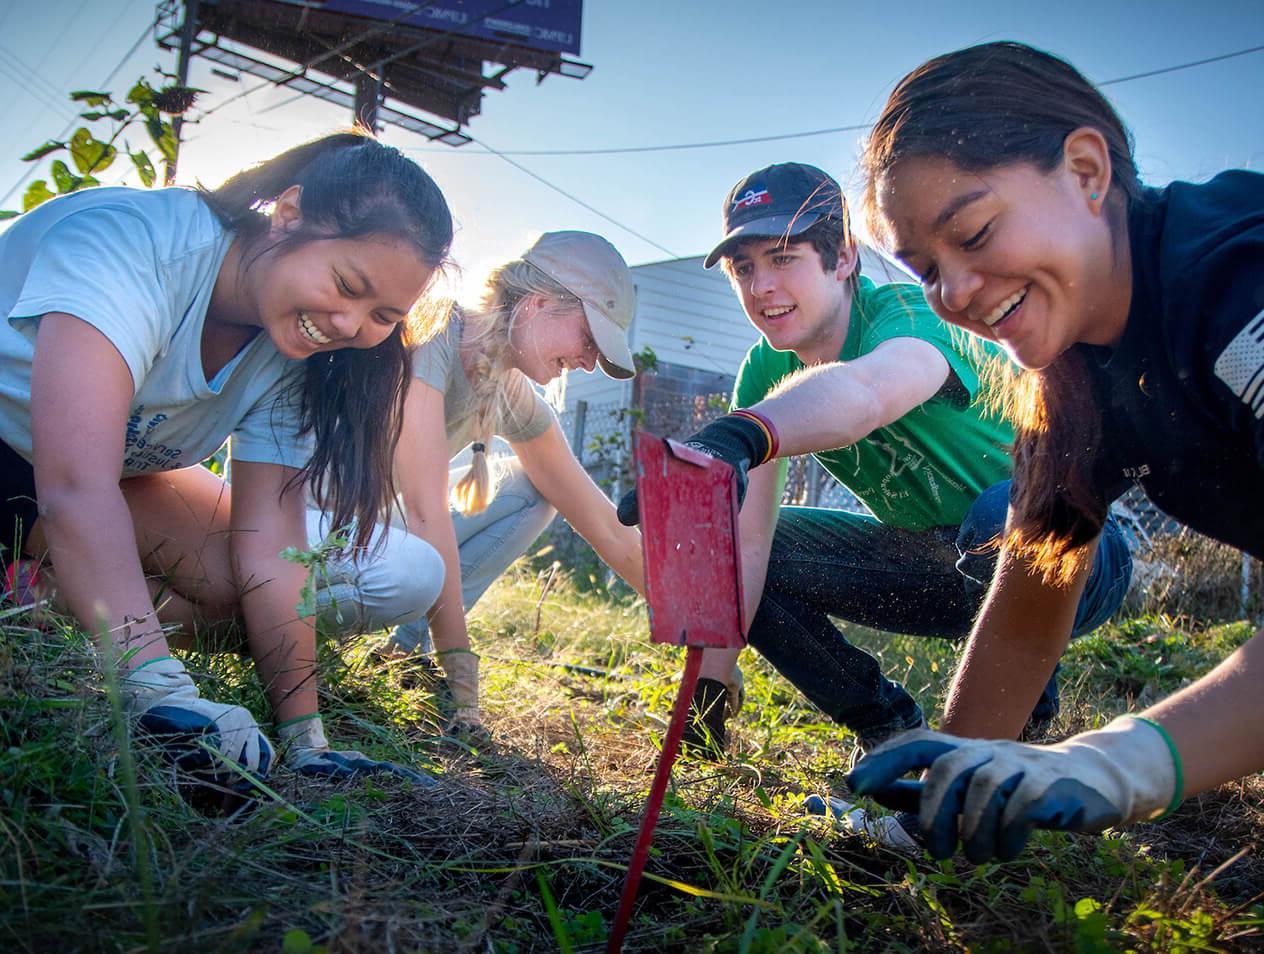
[129,655,179,673]
[729,408,779,464]
[1132,715,1184,817]
[274,712,322,731]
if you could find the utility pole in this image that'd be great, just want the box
[166,0,199,185]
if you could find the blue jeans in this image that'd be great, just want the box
[747,480,1133,748]
[390,458,557,653]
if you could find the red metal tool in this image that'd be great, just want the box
[607,432,747,953]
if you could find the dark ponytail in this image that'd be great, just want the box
[200,130,453,549]
[861,42,1139,584]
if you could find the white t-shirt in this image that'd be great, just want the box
[0,187,311,475]
[411,312,555,458]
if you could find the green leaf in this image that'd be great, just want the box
[20,139,65,162]
[79,108,131,122]
[126,78,155,106]
[69,89,112,107]
[535,871,575,954]
[156,124,178,164]
[50,159,75,193]
[69,127,116,174]
[280,929,313,954]
[130,150,156,188]
[0,210,18,220]
[22,180,55,212]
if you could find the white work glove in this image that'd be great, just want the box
[277,713,435,785]
[847,716,1182,862]
[121,656,274,782]
[804,793,921,855]
[438,649,487,736]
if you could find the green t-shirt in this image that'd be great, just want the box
[732,276,1014,531]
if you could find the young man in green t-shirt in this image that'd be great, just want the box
[620,163,1132,755]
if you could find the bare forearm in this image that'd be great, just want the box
[755,344,950,459]
[760,363,885,457]
[941,552,1084,739]
[427,556,471,653]
[234,549,319,721]
[574,516,645,596]
[407,505,470,653]
[36,486,169,666]
[1143,628,1264,798]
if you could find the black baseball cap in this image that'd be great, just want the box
[704,162,845,269]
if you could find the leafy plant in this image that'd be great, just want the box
[2,75,201,219]
[279,523,353,619]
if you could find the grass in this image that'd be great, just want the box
[1,566,1262,952]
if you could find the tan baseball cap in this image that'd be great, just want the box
[522,231,637,379]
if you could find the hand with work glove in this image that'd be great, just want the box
[122,657,275,785]
[277,713,435,785]
[616,409,778,526]
[437,648,489,738]
[846,716,1183,863]
[681,664,745,759]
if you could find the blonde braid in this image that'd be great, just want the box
[450,346,506,514]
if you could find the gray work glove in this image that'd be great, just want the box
[848,716,1181,862]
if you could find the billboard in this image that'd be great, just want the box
[316,1,583,55]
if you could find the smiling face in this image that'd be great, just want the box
[216,185,436,361]
[876,146,1128,370]
[247,234,435,360]
[725,236,856,364]
[508,296,600,385]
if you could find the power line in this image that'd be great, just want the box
[0,44,82,112]
[467,136,681,259]
[442,40,1264,261]
[406,41,1264,159]
[1098,42,1264,86]
[0,12,160,209]
[456,123,873,157]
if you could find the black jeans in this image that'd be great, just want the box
[1,438,38,562]
[746,481,1134,748]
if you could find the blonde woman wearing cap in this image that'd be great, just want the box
[307,231,645,733]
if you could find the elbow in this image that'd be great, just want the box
[31,472,122,534]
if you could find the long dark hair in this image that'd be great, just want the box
[200,130,453,549]
[861,41,1139,584]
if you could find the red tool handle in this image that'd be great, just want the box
[606,645,704,953]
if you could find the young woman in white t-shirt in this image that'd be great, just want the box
[309,232,645,732]
[0,131,451,797]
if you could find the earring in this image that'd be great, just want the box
[1090,192,1099,201]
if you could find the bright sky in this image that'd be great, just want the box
[2,0,1262,296]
